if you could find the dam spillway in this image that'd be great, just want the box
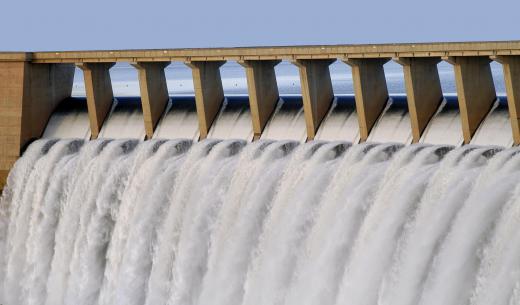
[3,139,520,305]
[2,41,520,187]
[2,41,520,305]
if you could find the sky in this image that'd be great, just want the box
[1,0,519,51]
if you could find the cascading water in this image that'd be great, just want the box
[2,138,520,305]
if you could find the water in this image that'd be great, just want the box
[153,98,200,141]
[207,98,253,141]
[367,97,412,144]
[470,100,513,147]
[3,138,520,305]
[315,97,359,142]
[42,98,91,140]
[260,98,307,142]
[98,99,146,139]
[241,141,348,305]
[419,98,464,145]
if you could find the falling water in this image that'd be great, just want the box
[3,138,520,305]
[284,143,402,305]
[207,98,253,140]
[260,98,307,142]
[197,140,297,305]
[241,141,349,305]
[378,146,500,305]
[98,100,146,139]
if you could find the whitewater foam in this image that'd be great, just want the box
[2,139,520,305]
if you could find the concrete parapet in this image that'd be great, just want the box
[185,61,226,139]
[493,55,520,145]
[76,62,115,139]
[26,41,520,64]
[345,58,390,141]
[238,60,280,140]
[395,57,443,142]
[0,61,74,189]
[293,59,335,140]
[131,62,170,139]
[445,56,496,143]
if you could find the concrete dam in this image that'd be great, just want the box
[2,41,520,305]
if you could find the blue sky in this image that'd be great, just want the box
[1,0,519,51]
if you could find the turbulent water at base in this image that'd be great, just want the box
[3,138,520,305]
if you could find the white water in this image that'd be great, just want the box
[260,98,307,142]
[3,138,520,305]
[315,97,360,142]
[98,100,146,139]
[153,100,200,141]
[207,99,253,141]
[43,108,91,139]
[470,100,513,147]
[367,99,413,144]
[420,99,464,145]
[46,94,509,147]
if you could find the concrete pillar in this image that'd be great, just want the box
[76,62,115,139]
[238,60,280,140]
[444,56,496,143]
[131,61,170,139]
[395,57,443,142]
[0,61,74,189]
[493,56,520,145]
[345,58,390,141]
[293,59,335,140]
[185,61,226,139]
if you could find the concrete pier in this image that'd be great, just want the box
[494,56,520,144]
[445,56,496,143]
[3,41,520,189]
[0,58,74,188]
[132,62,170,139]
[185,61,226,139]
[293,59,335,140]
[239,60,280,139]
[395,57,443,142]
[76,62,115,139]
[345,58,389,141]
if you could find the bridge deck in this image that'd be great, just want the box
[2,41,520,63]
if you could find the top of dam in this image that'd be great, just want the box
[2,40,520,63]
[3,39,520,188]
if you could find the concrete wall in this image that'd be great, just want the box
[132,62,170,139]
[345,58,389,141]
[76,63,115,139]
[186,61,225,139]
[239,60,280,139]
[0,61,74,189]
[495,56,520,144]
[293,59,335,140]
[396,57,443,142]
[446,56,496,143]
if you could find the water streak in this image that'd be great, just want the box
[1,139,520,305]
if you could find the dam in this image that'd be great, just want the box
[2,41,520,305]
[2,40,520,188]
